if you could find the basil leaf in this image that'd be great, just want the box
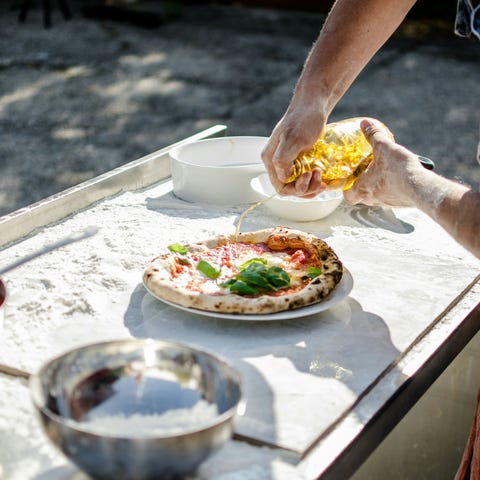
[241,262,267,274]
[239,257,267,270]
[307,266,322,278]
[266,266,290,287]
[228,280,259,296]
[219,278,237,289]
[237,268,274,291]
[221,261,290,296]
[168,243,188,255]
[197,260,220,279]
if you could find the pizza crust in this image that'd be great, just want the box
[143,227,343,314]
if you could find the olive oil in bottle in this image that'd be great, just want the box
[235,118,393,241]
[285,117,394,190]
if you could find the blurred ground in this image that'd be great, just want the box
[0,1,479,216]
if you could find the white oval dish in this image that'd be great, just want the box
[250,173,343,222]
[170,136,268,205]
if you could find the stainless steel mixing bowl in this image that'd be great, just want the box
[30,338,243,480]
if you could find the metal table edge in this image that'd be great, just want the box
[0,125,227,249]
[298,274,480,479]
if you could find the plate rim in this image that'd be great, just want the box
[143,267,353,322]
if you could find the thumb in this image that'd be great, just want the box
[360,119,391,147]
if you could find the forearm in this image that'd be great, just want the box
[409,170,480,258]
[293,0,417,115]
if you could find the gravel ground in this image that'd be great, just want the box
[1,1,479,217]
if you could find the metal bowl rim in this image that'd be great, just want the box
[30,337,243,439]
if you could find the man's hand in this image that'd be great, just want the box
[261,104,327,198]
[343,119,424,207]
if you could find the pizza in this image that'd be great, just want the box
[143,226,343,315]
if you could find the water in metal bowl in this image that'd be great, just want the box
[30,338,243,480]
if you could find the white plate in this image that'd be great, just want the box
[143,268,353,322]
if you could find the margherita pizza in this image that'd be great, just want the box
[143,226,343,314]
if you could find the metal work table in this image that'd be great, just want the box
[0,126,479,479]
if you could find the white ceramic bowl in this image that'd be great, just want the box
[170,136,267,205]
[250,173,343,222]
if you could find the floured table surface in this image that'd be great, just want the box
[1,178,479,479]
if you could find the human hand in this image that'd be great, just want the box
[343,119,425,207]
[261,104,328,198]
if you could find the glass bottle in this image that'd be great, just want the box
[284,117,394,190]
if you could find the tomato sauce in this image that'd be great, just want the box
[170,241,319,297]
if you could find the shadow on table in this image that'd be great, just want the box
[146,191,248,221]
[123,282,280,474]
[349,205,414,234]
[123,280,404,451]
[278,297,404,425]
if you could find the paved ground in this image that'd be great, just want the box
[1,1,479,217]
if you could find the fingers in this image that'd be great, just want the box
[295,169,325,196]
[262,131,324,196]
[261,134,285,194]
[360,118,392,147]
[261,112,328,197]
[272,134,302,182]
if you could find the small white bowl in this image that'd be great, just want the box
[250,173,343,222]
[170,136,268,205]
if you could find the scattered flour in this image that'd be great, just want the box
[0,178,478,479]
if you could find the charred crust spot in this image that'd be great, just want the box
[287,299,303,309]
[331,270,343,284]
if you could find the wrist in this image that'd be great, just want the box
[291,75,336,120]
[407,167,465,217]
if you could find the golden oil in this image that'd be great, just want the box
[285,117,394,190]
